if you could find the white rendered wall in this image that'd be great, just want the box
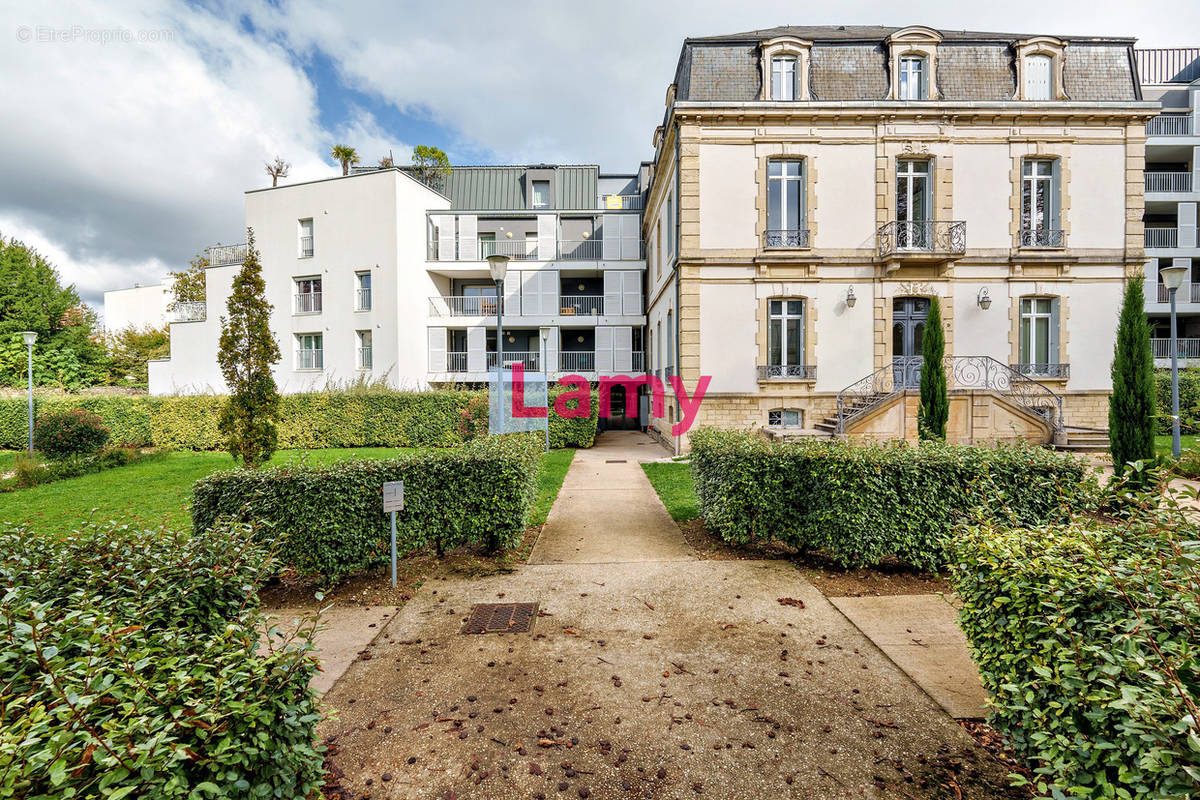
[699,282,757,392]
[698,144,757,249]
[811,144,876,249]
[813,281,875,391]
[103,282,169,331]
[952,144,1012,249]
[1068,144,1127,250]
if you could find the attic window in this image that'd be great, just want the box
[532,180,550,208]
[1014,38,1066,101]
[1024,54,1052,100]
[760,37,811,101]
[771,56,799,100]
[899,56,927,100]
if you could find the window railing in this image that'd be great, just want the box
[757,364,817,380]
[207,243,246,266]
[877,220,966,256]
[296,349,323,370]
[169,302,206,322]
[299,235,314,258]
[1020,228,1065,248]
[1146,113,1193,136]
[487,351,541,370]
[294,292,322,314]
[1145,172,1193,193]
[1146,228,1179,249]
[428,296,501,317]
[763,229,811,249]
[356,287,372,310]
[1010,363,1070,379]
[1152,338,1200,359]
[1156,282,1200,303]
[560,351,595,372]
[358,347,373,370]
[600,194,644,210]
[427,235,643,261]
[446,351,468,372]
[559,296,603,315]
[558,239,603,260]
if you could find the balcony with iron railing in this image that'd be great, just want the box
[1145,172,1194,193]
[207,243,246,266]
[169,302,206,323]
[427,236,643,262]
[763,229,811,249]
[599,194,644,210]
[487,351,541,370]
[296,349,323,370]
[1146,113,1194,137]
[558,296,603,315]
[1010,363,1071,380]
[1146,227,1180,249]
[757,364,817,381]
[294,292,322,314]
[1155,282,1200,303]
[1152,338,1200,360]
[428,296,502,317]
[877,220,966,258]
[1020,228,1065,248]
[447,351,468,371]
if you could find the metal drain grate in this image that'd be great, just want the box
[605,459,627,463]
[461,602,538,635]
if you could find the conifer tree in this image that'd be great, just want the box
[918,296,949,440]
[1109,277,1156,472]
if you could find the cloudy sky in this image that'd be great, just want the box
[1,0,1195,314]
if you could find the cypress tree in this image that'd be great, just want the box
[217,228,281,468]
[1109,277,1156,472]
[918,296,949,440]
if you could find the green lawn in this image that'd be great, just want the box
[0,446,577,537]
[1155,434,1199,458]
[0,451,17,476]
[641,461,699,523]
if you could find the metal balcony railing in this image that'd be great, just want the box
[1145,172,1193,193]
[294,292,322,314]
[427,236,643,261]
[559,296,603,315]
[487,351,541,370]
[600,194,644,210]
[1156,282,1200,303]
[300,235,314,258]
[1146,113,1194,136]
[1020,228,1065,248]
[1146,228,1179,249]
[169,302,206,322]
[560,351,595,372]
[1010,363,1071,379]
[447,351,468,371]
[296,349,323,370]
[428,296,501,317]
[358,347,373,369]
[558,239,603,260]
[877,220,966,256]
[356,287,372,311]
[763,228,811,249]
[757,364,817,380]
[207,243,246,266]
[1152,338,1200,359]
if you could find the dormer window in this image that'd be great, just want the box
[771,56,799,100]
[1024,54,1052,100]
[898,56,927,100]
[760,36,811,101]
[1014,38,1066,100]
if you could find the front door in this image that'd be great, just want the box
[892,297,929,388]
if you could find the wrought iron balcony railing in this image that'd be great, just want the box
[1020,228,1065,248]
[1010,363,1070,379]
[763,228,811,249]
[757,364,817,380]
[207,243,246,266]
[877,220,966,257]
[169,302,206,323]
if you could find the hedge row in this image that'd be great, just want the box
[1155,367,1200,435]
[689,428,1092,570]
[0,388,598,451]
[0,521,324,799]
[951,518,1199,798]
[192,433,543,583]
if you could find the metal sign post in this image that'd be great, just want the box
[382,481,404,587]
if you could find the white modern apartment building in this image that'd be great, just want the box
[148,165,646,394]
[103,280,171,332]
[641,25,1157,451]
[1138,48,1200,365]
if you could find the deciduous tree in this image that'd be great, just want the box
[410,144,452,190]
[265,155,290,187]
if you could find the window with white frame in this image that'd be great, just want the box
[898,55,926,100]
[1018,297,1061,376]
[294,277,322,314]
[766,159,806,247]
[771,56,799,100]
[355,271,372,310]
[1021,159,1062,247]
[1024,54,1052,100]
[532,180,550,208]
[296,333,323,370]
[767,299,806,376]
[768,409,802,428]
[299,218,314,258]
[357,330,372,370]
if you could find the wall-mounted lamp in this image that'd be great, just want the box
[845,287,857,308]
[977,287,992,310]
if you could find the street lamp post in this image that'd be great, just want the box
[1161,262,1190,458]
[487,255,510,375]
[540,328,550,452]
[21,332,37,455]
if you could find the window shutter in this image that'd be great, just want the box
[467,326,486,373]
[1049,298,1061,366]
[432,215,455,261]
[541,270,559,316]
[521,271,542,316]
[613,327,633,373]
[595,327,614,373]
[543,327,559,374]
[458,215,478,261]
[503,271,522,315]
[1050,160,1062,232]
[603,271,622,316]
[428,327,447,372]
[1025,55,1051,99]
[602,215,621,260]
[621,271,641,315]
[537,214,556,261]
[622,215,640,260]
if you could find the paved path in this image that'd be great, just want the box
[317,432,1019,798]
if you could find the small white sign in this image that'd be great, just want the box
[383,480,404,512]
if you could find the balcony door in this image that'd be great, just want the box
[896,160,931,249]
[892,297,929,388]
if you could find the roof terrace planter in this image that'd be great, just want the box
[876,220,965,270]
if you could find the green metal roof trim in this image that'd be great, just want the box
[434,165,599,210]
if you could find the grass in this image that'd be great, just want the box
[531,449,575,526]
[0,451,17,476]
[641,461,699,523]
[1155,434,1199,458]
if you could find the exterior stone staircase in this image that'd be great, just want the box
[1051,427,1111,453]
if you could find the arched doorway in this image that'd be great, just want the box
[892,297,929,388]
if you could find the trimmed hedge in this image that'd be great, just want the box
[0,388,599,451]
[192,433,543,582]
[951,519,1199,798]
[0,520,324,799]
[1155,367,1200,435]
[689,428,1092,570]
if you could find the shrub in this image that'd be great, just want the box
[1154,367,1200,435]
[32,408,109,458]
[1110,277,1156,472]
[918,296,948,440]
[192,433,542,582]
[549,386,598,449]
[0,520,324,799]
[689,428,1092,570]
[1,447,154,492]
[950,510,1199,798]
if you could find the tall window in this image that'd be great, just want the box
[896,160,931,248]
[294,277,322,314]
[766,159,806,247]
[355,271,372,311]
[299,218,314,258]
[296,333,323,370]
[1024,54,1052,100]
[1019,297,1060,375]
[532,180,550,208]
[356,330,372,370]
[771,56,799,100]
[665,193,674,258]
[478,232,496,258]
[1021,159,1061,246]
[666,310,673,372]
[898,56,926,100]
[767,299,805,368]
[655,320,662,374]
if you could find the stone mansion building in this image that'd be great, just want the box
[137,24,1185,451]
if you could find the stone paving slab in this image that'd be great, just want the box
[262,604,399,695]
[829,594,988,719]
